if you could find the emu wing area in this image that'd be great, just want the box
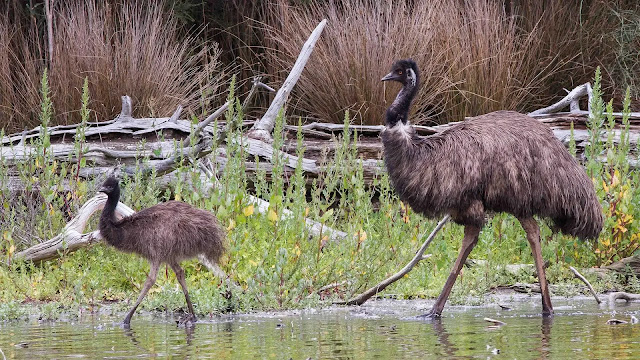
[382,110,602,239]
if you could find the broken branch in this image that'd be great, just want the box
[337,215,450,306]
[528,83,592,116]
[569,266,601,304]
[12,193,134,262]
[609,291,640,303]
[247,19,327,142]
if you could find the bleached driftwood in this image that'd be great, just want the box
[608,292,640,303]
[528,83,593,116]
[169,105,183,124]
[247,19,327,142]
[242,76,276,110]
[196,161,347,242]
[484,318,506,326]
[338,215,450,306]
[569,266,602,304]
[117,95,134,121]
[3,106,640,177]
[12,193,134,262]
[184,101,230,147]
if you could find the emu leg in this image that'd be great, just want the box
[518,217,553,316]
[170,263,196,321]
[419,225,481,318]
[124,261,160,326]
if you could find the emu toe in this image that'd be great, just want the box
[176,313,197,328]
[416,309,442,320]
[122,315,133,329]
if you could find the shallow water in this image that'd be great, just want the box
[1,297,639,359]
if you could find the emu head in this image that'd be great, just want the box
[381,59,419,88]
[99,176,121,198]
[382,59,420,127]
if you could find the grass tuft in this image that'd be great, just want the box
[0,0,227,132]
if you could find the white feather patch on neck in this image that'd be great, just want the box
[407,68,416,87]
[386,121,413,141]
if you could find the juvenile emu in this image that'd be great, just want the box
[98,176,225,326]
[381,59,603,317]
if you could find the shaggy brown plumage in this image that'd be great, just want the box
[98,176,225,326]
[381,59,603,317]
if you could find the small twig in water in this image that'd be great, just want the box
[569,266,601,304]
[484,317,506,326]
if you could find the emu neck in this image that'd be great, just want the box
[385,82,418,127]
[102,188,119,222]
[100,187,123,246]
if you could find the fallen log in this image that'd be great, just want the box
[608,292,640,303]
[604,254,640,277]
[3,111,638,172]
[12,193,134,262]
[528,83,593,116]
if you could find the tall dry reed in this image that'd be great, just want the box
[262,0,616,124]
[0,11,42,131]
[264,0,453,125]
[0,0,226,132]
[51,0,227,123]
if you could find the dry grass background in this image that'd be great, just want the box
[0,0,226,132]
[263,0,636,125]
[0,0,638,131]
[0,10,42,131]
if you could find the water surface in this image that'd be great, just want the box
[1,297,639,359]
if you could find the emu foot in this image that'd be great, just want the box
[416,309,442,320]
[176,313,197,328]
[122,314,134,329]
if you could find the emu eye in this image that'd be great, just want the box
[397,70,403,75]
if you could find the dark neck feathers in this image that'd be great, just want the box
[99,186,123,246]
[385,78,419,127]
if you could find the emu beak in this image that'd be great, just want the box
[381,72,395,82]
[98,186,108,193]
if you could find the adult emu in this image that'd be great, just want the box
[381,59,603,317]
[98,176,225,326]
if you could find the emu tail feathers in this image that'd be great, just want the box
[553,197,603,240]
